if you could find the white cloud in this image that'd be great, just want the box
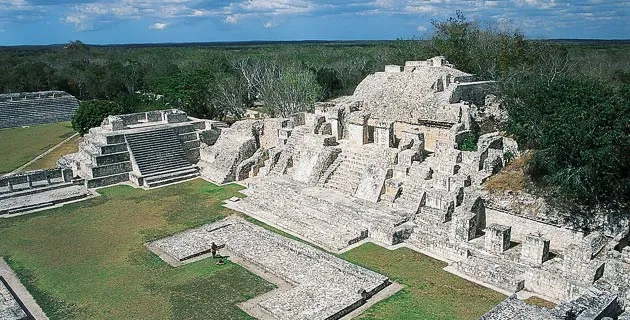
[263,21,277,28]
[416,25,427,32]
[224,14,240,24]
[62,14,93,31]
[150,22,168,30]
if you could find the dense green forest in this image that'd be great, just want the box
[1,12,628,223]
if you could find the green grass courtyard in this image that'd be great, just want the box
[0,121,76,174]
[0,179,504,319]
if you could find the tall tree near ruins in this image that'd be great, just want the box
[258,63,322,117]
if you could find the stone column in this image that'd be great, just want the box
[27,175,33,188]
[485,224,511,254]
[7,181,13,192]
[46,175,52,185]
[520,233,550,267]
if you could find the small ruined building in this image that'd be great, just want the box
[60,109,228,189]
[2,57,630,319]
[0,91,79,129]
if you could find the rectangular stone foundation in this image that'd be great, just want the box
[150,217,392,320]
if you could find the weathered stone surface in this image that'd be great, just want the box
[151,217,390,320]
[0,277,28,320]
[480,295,557,320]
[0,91,79,129]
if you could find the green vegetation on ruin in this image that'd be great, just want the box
[0,121,75,174]
[0,179,504,319]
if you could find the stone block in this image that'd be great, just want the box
[348,122,367,145]
[165,110,188,123]
[520,233,550,267]
[452,212,477,241]
[485,224,511,254]
[318,122,332,135]
[278,128,292,140]
[397,149,418,167]
[384,65,402,72]
[373,121,393,147]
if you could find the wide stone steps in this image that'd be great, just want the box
[143,167,199,188]
[235,178,408,250]
[125,128,192,176]
[0,96,79,129]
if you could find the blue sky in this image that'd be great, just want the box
[0,0,628,45]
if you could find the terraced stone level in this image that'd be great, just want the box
[151,217,391,320]
[0,91,79,129]
[230,175,407,251]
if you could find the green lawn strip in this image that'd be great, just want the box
[0,179,274,320]
[341,243,506,320]
[0,121,75,174]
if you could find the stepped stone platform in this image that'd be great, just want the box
[150,217,393,320]
[227,175,411,251]
[0,168,90,216]
[0,91,79,129]
[0,185,92,216]
[63,109,226,189]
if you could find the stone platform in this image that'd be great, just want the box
[226,175,411,252]
[149,217,394,320]
[0,185,92,216]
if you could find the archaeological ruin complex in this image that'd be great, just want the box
[2,57,630,319]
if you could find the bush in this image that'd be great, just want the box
[72,100,123,135]
[503,75,630,216]
[458,134,478,151]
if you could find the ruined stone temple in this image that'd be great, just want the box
[3,57,630,319]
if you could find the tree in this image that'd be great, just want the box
[258,63,322,117]
[429,12,547,80]
[72,100,123,135]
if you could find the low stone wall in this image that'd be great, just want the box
[485,207,584,252]
[453,256,525,293]
[0,168,72,188]
[85,172,129,188]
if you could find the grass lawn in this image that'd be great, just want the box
[22,135,80,172]
[0,178,503,320]
[0,122,76,174]
[0,179,274,320]
[342,243,505,320]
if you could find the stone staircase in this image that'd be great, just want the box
[269,126,309,175]
[125,128,199,187]
[0,92,79,129]
[394,182,426,211]
[320,150,374,195]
